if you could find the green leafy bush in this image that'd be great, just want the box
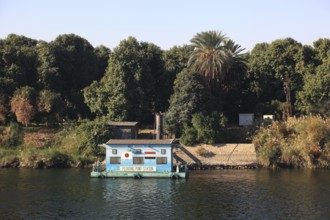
[0,147,20,166]
[180,123,197,146]
[191,112,227,144]
[53,118,112,165]
[19,145,70,168]
[164,70,211,136]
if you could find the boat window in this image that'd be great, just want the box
[112,149,117,154]
[110,157,121,164]
[161,149,166,154]
[156,157,167,164]
[133,157,144,164]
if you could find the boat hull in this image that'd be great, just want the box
[90,171,188,179]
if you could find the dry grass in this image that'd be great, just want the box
[254,116,330,168]
[23,128,57,148]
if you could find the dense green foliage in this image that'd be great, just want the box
[0,119,112,168]
[180,112,227,145]
[164,70,211,136]
[254,116,330,168]
[187,31,247,121]
[54,119,112,157]
[191,112,227,144]
[0,34,109,125]
[296,55,330,116]
[84,37,169,124]
[1,33,329,127]
[0,32,329,153]
[242,37,329,118]
[188,31,247,90]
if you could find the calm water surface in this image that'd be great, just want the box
[0,169,330,219]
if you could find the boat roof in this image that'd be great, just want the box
[105,121,138,126]
[105,139,177,145]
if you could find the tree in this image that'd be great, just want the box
[84,37,168,124]
[243,38,310,118]
[188,31,247,121]
[37,90,64,124]
[163,45,192,94]
[0,34,38,88]
[188,31,231,87]
[50,34,99,119]
[94,45,111,80]
[0,35,38,124]
[191,112,227,144]
[164,69,211,136]
[296,56,330,116]
[36,41,61,91]
[0,95,7,123]
[83,80,111,117]
[223,39,247,89]
[267,38,305,118]
[0,78,16,124]
[188,31,247,88]
[313,38,330,62]
[10,86,36,126]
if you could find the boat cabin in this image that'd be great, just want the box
[105,139,175,172]
[91,139,187,178]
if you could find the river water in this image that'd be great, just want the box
[0,168,330,219]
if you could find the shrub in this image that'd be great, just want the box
[253,116,330,168]
[10,86,37,126]
[0,147,20,167]
[180,123,197,146]
[43,148,70,168]
[191,112,227,144]
[253,123,283,167]
[195,146,207,156]
[164,70,211,136]
[52,118,112,165]
[0,122,24,148]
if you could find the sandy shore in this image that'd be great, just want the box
[173,143,257,166]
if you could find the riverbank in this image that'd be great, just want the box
[1,123,258,169]
[0,122,108,169]
[0,144,258,169]
[174,143,259,169]
[1,135,258,169]
[2,115,329,169]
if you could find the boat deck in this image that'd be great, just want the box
[91,170,188,179]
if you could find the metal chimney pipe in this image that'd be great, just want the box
[155,113,163,140]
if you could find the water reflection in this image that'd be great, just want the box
[1,169,330,219]
[99,178,186,219]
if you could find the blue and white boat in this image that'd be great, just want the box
[91,139,188,179]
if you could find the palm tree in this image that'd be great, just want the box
[188,31,247,90]
[223,39,247,89]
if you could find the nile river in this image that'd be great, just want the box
[1,169,330,219]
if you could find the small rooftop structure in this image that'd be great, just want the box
[105,121,139,139]
[106,122,138,126]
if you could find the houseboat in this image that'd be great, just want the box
[91,139,188,179]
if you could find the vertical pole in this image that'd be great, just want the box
[284,71,292,119]
[155,113,163,140]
